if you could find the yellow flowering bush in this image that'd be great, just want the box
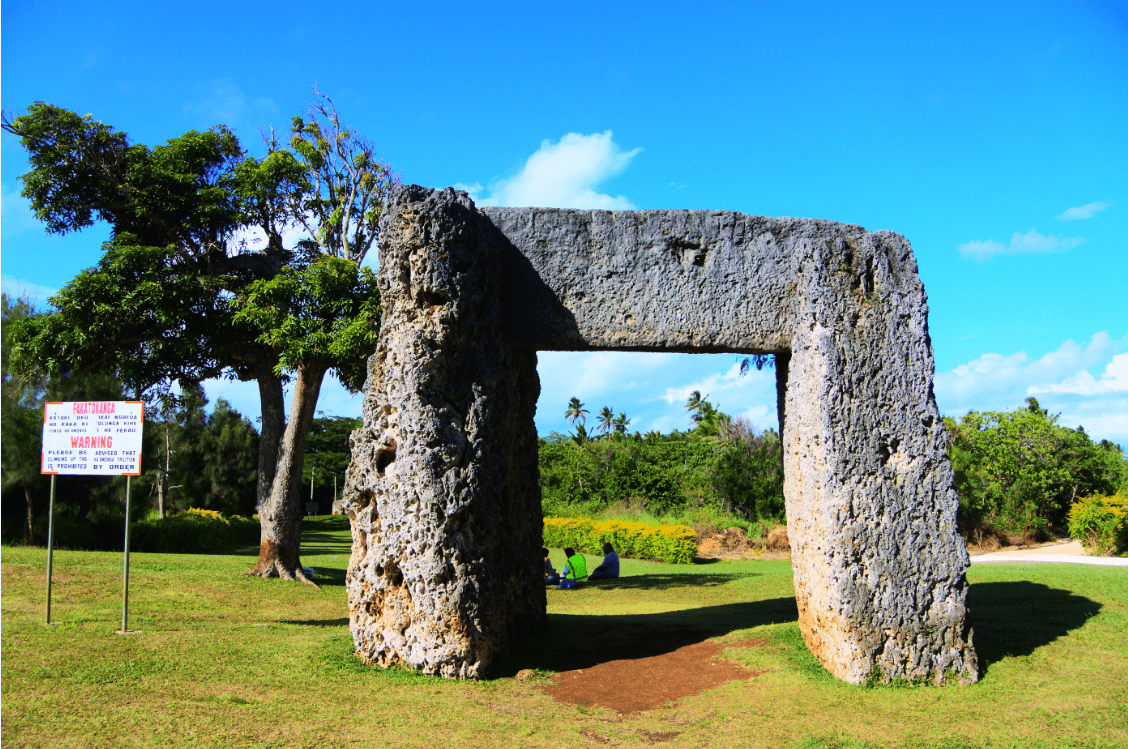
[131,508,259,553]
[543,517,696,564]
[1068,492,1128,556]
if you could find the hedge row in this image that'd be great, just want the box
[543,517,696,564]
[130,508,259,553]
[1068,492,1128,556]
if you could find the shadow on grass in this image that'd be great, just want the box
[306,566,347,587]
[969,580,1101,678]
[288,617,349,627]
[303,562,1102,685]
[580,572,754,590]
[493,579,1102,680]
[491,596,799,678]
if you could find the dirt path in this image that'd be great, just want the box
[538,636,767,714]
[970,539,1128,566]
[537,534,1124,715]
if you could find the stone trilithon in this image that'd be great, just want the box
[343,185,978,683]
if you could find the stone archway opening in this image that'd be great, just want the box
[342,185,977,684]
[532,349,782,438]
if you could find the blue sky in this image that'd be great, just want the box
[3,0,1126,442]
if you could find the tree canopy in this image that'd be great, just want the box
[2,93,395,580]
[946,397,1128,539]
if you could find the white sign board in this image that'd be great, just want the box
[41,401,144,476]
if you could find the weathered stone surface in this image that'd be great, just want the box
[344,187,544,678]
[345,185,978,684]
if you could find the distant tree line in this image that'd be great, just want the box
[1,292,358,547]
[543,392,1128,543]
[541,395,786,524]
[946,397,1128,541]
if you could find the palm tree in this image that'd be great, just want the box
[738,354,774,376]
[564,396,588,427]
[685,390,707,426]
[694,403,731,440]
[597,406,614,437]
[612,412,631,435]
[571,423,590,447]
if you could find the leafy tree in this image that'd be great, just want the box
[711,417,784,519]
[301,414,362,507]
[2,104,291,513]
[2,294,46,543]
[195,398,259,516]
[3,95,393,581]
[231,256,378,575]
[945,399,1126,538]
[539,401,784,523]
[692,401,730,439]
[282,87,395,265]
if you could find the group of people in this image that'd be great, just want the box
[544,543,619,586]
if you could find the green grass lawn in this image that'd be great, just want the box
[2,516,1126,748]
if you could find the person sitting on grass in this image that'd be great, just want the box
[544,547,560,586]
[563,547,588,583]
[588,542,620,580]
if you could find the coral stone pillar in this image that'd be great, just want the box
[782,233,976,683]
[343,186,544,678]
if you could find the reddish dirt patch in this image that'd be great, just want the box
[539,638,767,714]
[695,526,792,560]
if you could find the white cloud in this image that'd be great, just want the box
[469,131,641,209]
[536,351,675,408]
[936,332,1117,405]
[1056,201,1110,221]
[185,77,279,132]
[2,182,42,236]
[1028,353,1128,396]
[935,332,1128,443]
[452,181,482,197]
[958,228,1085,260]
[659,360,750,406]
[1,274,59,306]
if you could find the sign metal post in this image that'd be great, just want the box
[121,475,132,633]
[45,474,56,625]
[41,401,144,632]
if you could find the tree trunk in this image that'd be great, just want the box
[158,419,170,518]
[255,366,286,514]
[23,482,35,545]
[248,362,327,582]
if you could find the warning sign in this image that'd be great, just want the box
[41,401,144,476]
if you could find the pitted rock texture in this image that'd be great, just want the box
[344,186,544,678]
[346,185,977,684]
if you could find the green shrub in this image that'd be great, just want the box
[130,508,259,553]
[543,516,696,564]
[1067,492,1128,556]
[33,506,126,550]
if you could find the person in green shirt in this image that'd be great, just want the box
[563,547,588,584]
